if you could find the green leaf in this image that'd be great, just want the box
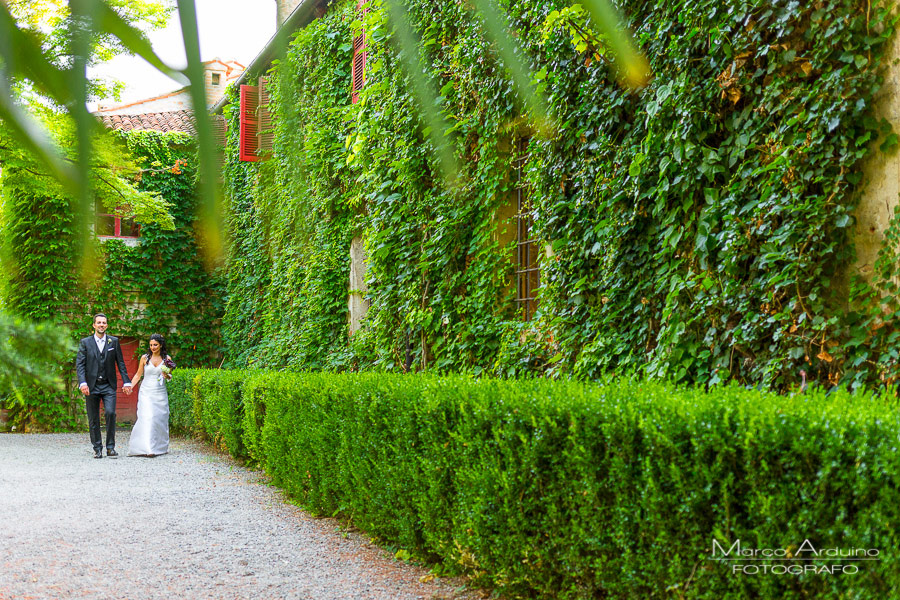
[96,2,187,85]
[629,152,645,177]
[176,0,223,262]
[581,0,650,87]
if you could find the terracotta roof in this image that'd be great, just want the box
[205,58,245,72]
[99,110,197,136]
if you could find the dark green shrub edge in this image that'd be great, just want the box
[170,368,900,599]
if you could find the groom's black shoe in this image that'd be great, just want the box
[94,449,103,459]
[107,448,118,458]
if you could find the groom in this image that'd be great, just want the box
[75,313,132,459]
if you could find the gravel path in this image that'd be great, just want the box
[0,432,484,600]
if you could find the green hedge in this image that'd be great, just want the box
[166,369,195,434]
[170,368,900,599]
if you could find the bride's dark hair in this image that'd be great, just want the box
[145,333,169,361]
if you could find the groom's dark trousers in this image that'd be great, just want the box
[85,381,117,451]
[75,335,130,452]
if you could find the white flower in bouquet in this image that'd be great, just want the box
[157,357,175,383]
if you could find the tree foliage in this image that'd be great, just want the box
[4,0,171,101]
[0,313,73,400]
[0,109,175,229]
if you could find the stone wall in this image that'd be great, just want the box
[276,0,305,26]
[853,23,900,282]
[95,60,243,115]
[348,236,369,335]
[95,89,192,115]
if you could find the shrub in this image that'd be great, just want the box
[190,369,248,458]
[168,369,900,598]
[166,368,198,434]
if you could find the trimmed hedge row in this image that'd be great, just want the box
[170,369,900,599]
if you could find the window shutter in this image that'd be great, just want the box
[239,84,259,162]
[257,76,274,156]
[212,115,227,148]
[212,115,227,170]
[351,0,369,104]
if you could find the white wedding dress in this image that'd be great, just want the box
[127,359,169,456]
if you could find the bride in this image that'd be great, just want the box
[127,334,172,457]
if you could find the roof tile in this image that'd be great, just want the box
[98,109,198,136]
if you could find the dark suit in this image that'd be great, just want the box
[75,335,131,452]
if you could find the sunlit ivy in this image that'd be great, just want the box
[220,0,898,391]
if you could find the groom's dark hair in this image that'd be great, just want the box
[93,313,107,323]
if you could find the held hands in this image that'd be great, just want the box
[78,383,132,395]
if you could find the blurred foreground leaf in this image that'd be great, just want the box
[0,312,74,400]
[1,0,649,261]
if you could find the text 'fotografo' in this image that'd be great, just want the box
[711,539,880,576]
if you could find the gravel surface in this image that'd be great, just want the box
[0,432,486,600]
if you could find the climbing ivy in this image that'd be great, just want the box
[0,128,223,429]
[221,0,898,391]
[528,0,898,389]
[81,130,224,367]
[221,3,358,369]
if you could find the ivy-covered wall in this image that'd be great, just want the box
[81,131,224,367]
[222,3,358,370]
[1,178,77,323]
[221,0,898,390]
[1,129,222,427]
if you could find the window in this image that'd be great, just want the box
[211,72,221,86]
[96,200,140,239]
[351,0,369,104]
[515,140,539,320]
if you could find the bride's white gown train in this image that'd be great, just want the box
[127,360,169,456]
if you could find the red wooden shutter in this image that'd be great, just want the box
[239,84,260,162]
[257,76,274,157]
[351,0,369,104]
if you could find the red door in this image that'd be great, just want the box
[114,337,142,421]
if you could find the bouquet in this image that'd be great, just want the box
[159,356,176,381]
